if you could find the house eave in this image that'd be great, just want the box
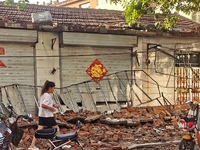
[0,20,200,38]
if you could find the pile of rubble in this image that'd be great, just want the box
[15,104,190,150]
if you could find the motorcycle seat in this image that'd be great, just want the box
[35,128,57,139]
[56,131,78,140]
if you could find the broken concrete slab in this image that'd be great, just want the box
[100,118,127,125]
[127,140,181,149]
[84,114,103,123]
[67,116,86,124]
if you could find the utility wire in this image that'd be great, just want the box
[0,52,132,57]
[41,32,55,69]
[42,43,55,68]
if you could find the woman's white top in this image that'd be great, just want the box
[38,93,54,117]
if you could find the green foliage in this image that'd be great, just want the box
[3,0,29,10]
[110,0,200,30]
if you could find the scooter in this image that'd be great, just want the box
[35,120,83,150]
[178,100,200,150]
[0,103,33,150]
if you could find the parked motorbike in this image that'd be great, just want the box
[0,103,33,150]
[178,100,200,150]
[35,120,83,150]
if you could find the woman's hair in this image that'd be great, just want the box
[41,80,55,95]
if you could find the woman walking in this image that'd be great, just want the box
[28,80,60,150]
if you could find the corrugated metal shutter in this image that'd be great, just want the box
[60,46,132,112]
[60,46,132,86]
[0,43,36,115]
[0,43,34,85]
[0,29,37,43]
[63,32,137,47]
[61,32,136,112]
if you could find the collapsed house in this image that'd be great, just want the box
[0,2,200,116]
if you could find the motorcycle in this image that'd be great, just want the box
[178,100,200,150]
[35,120,83,150]
[0,103,33,150]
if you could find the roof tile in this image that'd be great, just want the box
[0,2,200,36]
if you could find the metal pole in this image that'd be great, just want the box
[115,73,129,103]
[14,85,28,114]
[76,85,87,110]
[125,71,143,104]
[53,90,64,114]
[65,88,76,112]
[30,86,39,109]
[98,82,111,111]
[84,82,97,112]
[4,86,17,116]
[106,76,121,110]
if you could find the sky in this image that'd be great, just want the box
[0,0,65,5]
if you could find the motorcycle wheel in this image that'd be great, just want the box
[179,139,195,150]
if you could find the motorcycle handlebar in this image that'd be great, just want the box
[22,115,34,122]
[15,114,34,124]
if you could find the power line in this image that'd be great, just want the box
[0,52,132,57]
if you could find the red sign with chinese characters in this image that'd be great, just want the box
[0,47,5,55]
[0,47,6,68]
[86,59,108,83]
[0,61,6,68]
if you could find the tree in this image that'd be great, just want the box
[110,0,200,29]
[3,0,29,10]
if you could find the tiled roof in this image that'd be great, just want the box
[51,0,81,7]
[0,2,200,37]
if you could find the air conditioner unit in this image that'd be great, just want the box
[31,11,53,25]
